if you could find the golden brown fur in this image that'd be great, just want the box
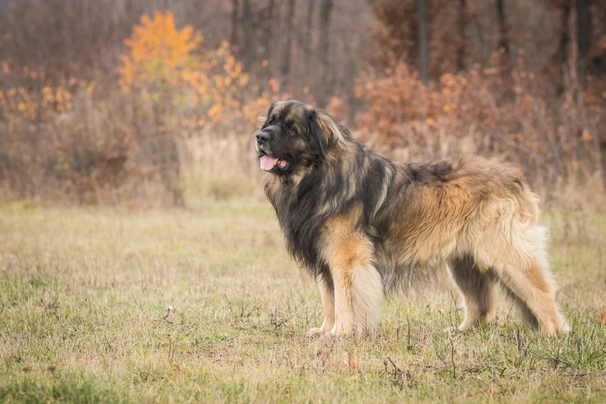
[255,100,569,337]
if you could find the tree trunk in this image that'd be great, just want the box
[280,0,296,89]
[260,0,275,87]
[417,0,429,85]
[241,0,253,69]
[317,0,334,106]
[576,0,592,90]
[496,0,509,55]
[230,0,239,49]
[554,1,571,95]
[456,0,466,72]
[302,0,316,90]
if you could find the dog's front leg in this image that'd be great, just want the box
[318,215,384,338]
[329,266,356,337]
[305,275,335,337]
[327,263,384,337]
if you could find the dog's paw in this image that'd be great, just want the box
[559,322,571,334]
[542,321,571,337]
[443,325,461,334]
[306,328,349,339]
[305,327,325,338]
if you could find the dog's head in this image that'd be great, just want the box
[255,100,345,175]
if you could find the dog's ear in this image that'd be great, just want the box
[307,108,345,157]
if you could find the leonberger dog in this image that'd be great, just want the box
[255,100,569,338]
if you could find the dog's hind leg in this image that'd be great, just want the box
[499,282,540,329]
[483,225,569,336]
[306,275,335,337]
[495,257,569,336]
[447,256,495,331]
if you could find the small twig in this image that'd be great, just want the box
[320,338,337,369]
[434,346,447,366]
[450,336,457,379]
[406,316,412,351]
[385,357,405,390]
[535,342,572,369]
[167,334,176,363]
[387,356,399,371]
[516,327,522,354]
[554,341,562,370]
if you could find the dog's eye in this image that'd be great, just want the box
[286,125,295,135]
[267,116,276,125]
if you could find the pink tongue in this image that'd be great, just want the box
[260,155,279,171]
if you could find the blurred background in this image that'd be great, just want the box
[0,0,604,209]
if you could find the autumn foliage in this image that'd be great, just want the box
[118,11,273,137]
[119,12,202,90]
[356,0,606,208]
[0,1,605,208]
[0,10,276,206]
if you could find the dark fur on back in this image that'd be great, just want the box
[255,100,568,337]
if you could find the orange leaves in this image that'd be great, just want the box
[346,354,360,372]
[119,11,201,91]
[1,60,10,74]
[598,311,606,324]
[173,363,183,375]
[268,78,280,94]
[581,130,593,142]
[129,13,199,69]
[0,82,79,122]
[315,348,362,373]
[356,59,542,154]
[118,12,265,137]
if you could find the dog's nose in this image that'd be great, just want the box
[256,131,270,144]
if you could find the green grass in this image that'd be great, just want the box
[0,201,605,403]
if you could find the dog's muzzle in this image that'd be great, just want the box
[255,130,270,153]
[255,130,289,172]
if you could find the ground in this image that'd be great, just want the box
[0,200,605,403]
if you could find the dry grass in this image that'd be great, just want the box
[0,201,605,403]
[179,136,265,204]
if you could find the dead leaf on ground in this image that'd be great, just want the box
[345,355,359,372]
[173,363,183,375]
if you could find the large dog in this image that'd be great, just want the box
[255,100,569,338]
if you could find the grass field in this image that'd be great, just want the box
[1,200,605,403]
